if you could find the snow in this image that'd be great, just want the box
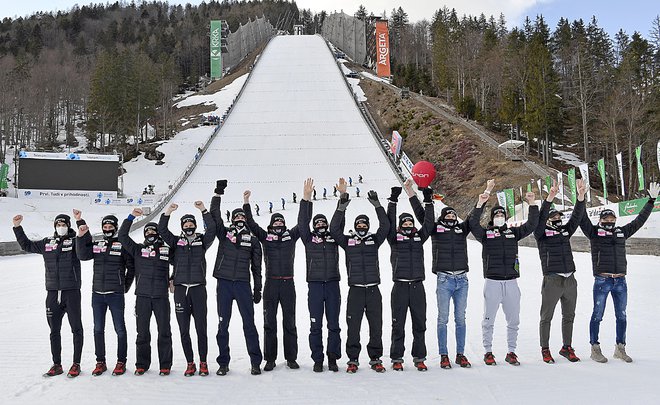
[553,149,587,166]
[1,35,660,403]
[173,74,248,117]
[362,70,392,84]
[337,59,367,102]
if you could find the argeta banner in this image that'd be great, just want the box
[375,20,391,78]
[616,152,625,197]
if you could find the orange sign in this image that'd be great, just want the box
[375,20,391,78]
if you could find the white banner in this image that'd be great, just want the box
[616,152,625,197]
[536,179,542,197]
[18,189,117,199]
[557,171,565,210]
[496,191,506,208]
[92,195,158,206]
[18,151,119,162]
[578,163,591,203]
[400,152,414,172]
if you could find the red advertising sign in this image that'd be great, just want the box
[375,20,391,78]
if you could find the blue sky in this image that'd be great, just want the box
[0,0,657,38]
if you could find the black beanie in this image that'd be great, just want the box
[180,214,197,228]
[440,207,457,222]
[232,208,246,221]
[143,222,158,237]
[354,214,370,229]
[490,206,506,220]
[599,209,616,220]
[101,215,119,229]
[54,214,71,229]
[270,213,285,226]
[313,214,327,227]
[398,212,414,227]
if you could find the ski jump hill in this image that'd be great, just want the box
[2,35,660,404]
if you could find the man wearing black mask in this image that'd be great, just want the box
[119,208,173,376]
[13,212,83,378]
[298,178,342,372]
[75,210,135,377]
[158,201,216,377]
[210,180,264,376]
[243,189,301,371]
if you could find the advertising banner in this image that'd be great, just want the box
[568,168,576,205]
[390,130,402,158]
[375,20,391,78]
[578,163,591,202]
[619,198,660,216]
[504,188,515,219]
[616,152,625,197]
[597,158,607,200]
[210,20,222,79]
[400,152,413,172]
[18,151,118,161]
[0,163,8,189]
[557,171,564,209]
[635,145,644,191]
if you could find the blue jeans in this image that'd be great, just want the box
[308,281,341,363]
[92,292,127,362]
[436,273,468,355]
[589,276,627,345]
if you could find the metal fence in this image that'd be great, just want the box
[224,16,275,72]
[320,12,367,64]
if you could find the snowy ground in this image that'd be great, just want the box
[1,35,660,404]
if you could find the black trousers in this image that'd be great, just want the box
[308,281,341,363]
[46,290,83,364]
[174,285,208,363]
[263,278,298,362]
[345,285,383,365]
[135,296,172,370]
[390,281,427,362]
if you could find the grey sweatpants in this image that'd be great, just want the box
[539,274,577,348]
[482,278,521,353]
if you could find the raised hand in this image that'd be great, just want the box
[194,201,206,211]
[525,191,536,205]
[78,224,89,236]
[214,179,228,195]
[303,178,314,201]
[165,203,178,215]
[367,190,381,207]
[648,182,660,199]
[546,179,558,202]
[337,178,347,194]
[131,208,143,217]
[403,178,416,197]
[72,209,82,221]
[477,193,490,207]
[389,186,402,202]
[12,214,23,227]
[486,179,495,193]
[577,178,587,200]
[243,190,251,204]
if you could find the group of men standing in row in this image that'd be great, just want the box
[11,177,659,377]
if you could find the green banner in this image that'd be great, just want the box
[619,198,660,216]
[504,188,515,219]
[544,175,552,194]
[0,163,8,189]
[526,183,532,193]
[210,20,222,79]
[636,145,644,191]
[568,168,576,205]
[597,158,607,200]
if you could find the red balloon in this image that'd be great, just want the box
[411,161,436,188]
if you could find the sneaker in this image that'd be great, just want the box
[313,361,324,372]
[371,363,386,373]
[505,352,520,366]
[199,362,209,376]
[346,363,358,373]
[264,361,276,372]
[484,352,496,366]
[415,361,428,371]
[613,343,633,363]
[440,355,451,369]
[286,360,300,369]
[542,348,555,364]
[328,358,339,372]
[159,368,170,376]
[216,365,229,376]
[43,364,63,377]
[134,368,146,376]
[184,362,196,377]
[92,361,107,376]
[590,344,608,363]
[67,363,81,378]
[559,346,580,362]
[392,362,404,371]
[250,365,262,375]
[112,362,126,376]
[455,354,471,368]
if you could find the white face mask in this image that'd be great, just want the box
[56,226,68,236]
[493,217,506,227]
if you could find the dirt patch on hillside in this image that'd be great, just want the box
[360,78,538,214]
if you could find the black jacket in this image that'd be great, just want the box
[330,204,389,286]
[387,196,433,281]
[579,197,655,275]
[118,217,171,298]
[14,226,81,291]
[470,204,539,280]
[158,212,215,285]
[298,199,340,282]
[413,202,472,274]
[210,196,262,290]
[245,203,300,279]
[534,199,585,275]
[76,222,135,293]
